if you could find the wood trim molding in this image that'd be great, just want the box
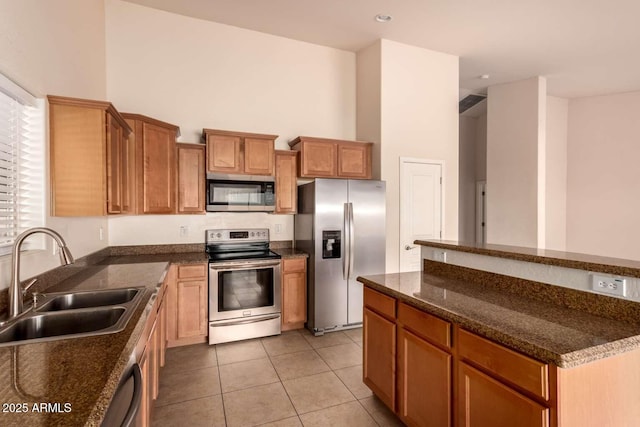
[288,135,373,148]
[121,112,180,136]
[202,128,278,141]
[48,95,132,135]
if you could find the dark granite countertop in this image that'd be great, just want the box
[358,271,640,368]
[0,251,206,427]
[416,239,640,278]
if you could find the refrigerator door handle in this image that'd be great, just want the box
[348,202,355,279]
[343,202,350,280]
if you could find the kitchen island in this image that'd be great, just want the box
[358,241,640,427]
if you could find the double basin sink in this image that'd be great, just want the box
[0,287,146,347]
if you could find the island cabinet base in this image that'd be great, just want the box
[362,286,640,427]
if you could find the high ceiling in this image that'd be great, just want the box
[123,0,640,99]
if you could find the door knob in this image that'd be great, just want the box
[404,245,416,251]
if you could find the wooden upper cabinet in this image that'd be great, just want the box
[48,95,131,217]
[203,129,277,175]
[106,114,123,214]
[206,134,242,173]
[123,114,180,215]
[244,138,274,175]
[275,150,298,214]
[177,143,206,214]
[289,136,372,179]
[338,142,371,179]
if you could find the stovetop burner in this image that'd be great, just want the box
[205,228,281,263]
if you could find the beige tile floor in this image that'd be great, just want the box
[152,328,405,427]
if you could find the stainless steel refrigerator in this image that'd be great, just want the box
[295,179,386,335]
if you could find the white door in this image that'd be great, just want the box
[399,159,443,272]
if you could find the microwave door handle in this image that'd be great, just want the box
[343,202,349,280]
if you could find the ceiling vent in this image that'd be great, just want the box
[459,94,486,114]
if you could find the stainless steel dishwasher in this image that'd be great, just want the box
[101,361,143,427]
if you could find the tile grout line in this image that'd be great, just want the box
[214,344,229,427]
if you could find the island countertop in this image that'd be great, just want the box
[415,239,640,278]
[0,251,206,427]
[358,271,640,368]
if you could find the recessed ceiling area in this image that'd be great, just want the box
[123,0,640,99]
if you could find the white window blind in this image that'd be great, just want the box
[0,74,44,255]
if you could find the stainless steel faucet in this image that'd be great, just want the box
[8,227,74,319]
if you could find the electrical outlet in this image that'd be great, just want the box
[179,226,189,237]
[591,273,627,297]
[432,250,447,263]
[99,226,104,241]
[275,224,282,235]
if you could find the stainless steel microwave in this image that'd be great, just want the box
[206,174,275,212]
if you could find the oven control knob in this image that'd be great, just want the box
[216,233,221,238]
[251,232,255,237]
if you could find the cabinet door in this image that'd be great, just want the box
[337,143,371,179]
[49,103,107,216]
[176,279,208,339]
[141,122,176,214]
[398,327,451,427]
[363,307,396,411]
[300,141,337,177]
[106,114,123,213]
[282,271,306,328]
[177,144,205,213]
[457,362,549,427]
[244,138,274,175]
[206,134,242,173]
[275,151,297,214]
[122,123,136,213]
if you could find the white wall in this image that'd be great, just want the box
[566,91,640,260]
[0,0,108,290]
[487,77,546,248]
[475,113,487,181]
[378,40,459,273]
[105,0,356,246]
[545,96,568,251]
[356,41,382,180]
[459,116,477,242]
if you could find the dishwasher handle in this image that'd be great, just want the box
[121,363,142,427]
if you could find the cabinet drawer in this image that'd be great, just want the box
[364,287,396,320]
[177,264,207,279]
[398,303,451,349]
[282,258,306,273]
[457,328,549,400]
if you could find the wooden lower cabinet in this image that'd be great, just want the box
[362,285,640,427]
[363,306,396,411]
[281,258,307,330]
[456,362,549,427]
[166,263,208,347]
[398,327,451,427]
[135,277,167,427]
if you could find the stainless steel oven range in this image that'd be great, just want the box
[206,229,282,345]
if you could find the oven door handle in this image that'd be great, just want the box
[209,314,281,327]
[209,260,282,270]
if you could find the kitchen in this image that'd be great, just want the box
[2,0,640,426]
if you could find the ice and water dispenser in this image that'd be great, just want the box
[322,230,341,259]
